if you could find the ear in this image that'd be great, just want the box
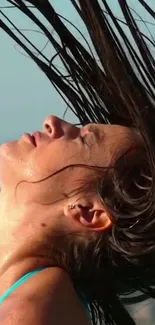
[63,197,112,232]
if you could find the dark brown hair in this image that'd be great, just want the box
[1,1,155,324]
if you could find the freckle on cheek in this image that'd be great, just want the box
[41,223,47,227]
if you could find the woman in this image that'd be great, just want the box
[0,117,149,325]
[0,1,155,325]
[0,114,142,325]
[0,114,144,325]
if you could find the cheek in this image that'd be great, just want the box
[15,166,68,205]
[12,139,86,186]
[27,142,76,178]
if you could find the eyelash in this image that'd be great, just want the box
[80,134,89,146]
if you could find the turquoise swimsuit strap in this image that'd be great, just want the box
[0,266,46,305]
[80,295,91,321]
[0,266,91,322]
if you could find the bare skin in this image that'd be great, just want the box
[0,267,91,325]
[0,115,139,323]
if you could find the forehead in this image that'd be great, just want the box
[89,123,136,141]
[87,123,138,165]
[96,123,132,134]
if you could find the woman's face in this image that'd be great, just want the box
[0,115,137,203]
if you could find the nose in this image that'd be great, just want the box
[42,115,79,140]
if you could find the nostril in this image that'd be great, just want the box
[45,123,52,134]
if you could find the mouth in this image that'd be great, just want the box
[31,135,36,146]
[32,131,41,147]
[23,131,42,147]
[23,133,37,146]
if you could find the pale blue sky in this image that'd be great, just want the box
[0,0,154,144]
[0,1,155,324]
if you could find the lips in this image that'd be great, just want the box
[23,133,36,146]
[32,131,41,147]
[23,131,41,146]
[31,135,36,146]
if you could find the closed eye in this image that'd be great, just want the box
[80,133,95,148]
[80,134,88,146]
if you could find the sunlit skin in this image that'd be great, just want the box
[0,115,139,297]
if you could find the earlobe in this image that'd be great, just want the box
[79,209,112,231]
[92,210,112,231]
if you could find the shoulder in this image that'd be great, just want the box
[0,267,90,325]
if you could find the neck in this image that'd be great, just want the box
[0,191,59,297]
[0,254,54,298]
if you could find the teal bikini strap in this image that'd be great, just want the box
[0,266,91,322]
[81,296,91,321]
[76,289,91,322]
[0,266,46,305]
